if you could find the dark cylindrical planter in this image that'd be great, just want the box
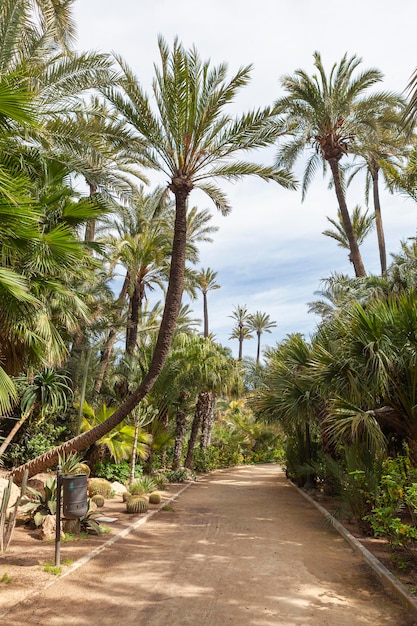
[62,474,88,519]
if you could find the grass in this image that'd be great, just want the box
[42,558,73,575]
[1,572,12,584]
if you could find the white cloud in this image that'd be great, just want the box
[73,0,417,359]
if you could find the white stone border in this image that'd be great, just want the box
[291,481,417,614]
[0,481,194,619]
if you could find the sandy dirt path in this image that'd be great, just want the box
[3,464,417,625]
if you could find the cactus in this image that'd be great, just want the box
[88,478,113,498]
[148,491,161,505]
[91,494,105,507]
[122,491,131,502]
[126,496,148,514]
[0,470,28,553]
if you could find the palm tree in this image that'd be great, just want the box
[11,36,296,480]
[229,305,253,360]
[247,311,277,364]
[275,52,396,277]
[195,268,221,337]
[346,103,408,275]
[322,205,375,262]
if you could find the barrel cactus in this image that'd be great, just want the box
[126,496,148,514]
[91,494,105,507]
[88,478,113,498]
[148,492,161,505]
[122,491,131,502]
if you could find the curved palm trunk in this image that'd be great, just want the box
[200,391,215,450]
[11,184,190,482]
[328,159,366,277]
[129,417,140,484]
[371,166,387,275]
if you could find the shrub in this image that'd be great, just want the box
[95,461,142,483]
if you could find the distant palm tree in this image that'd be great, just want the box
[275,52,397,277]
[247,311,277,363]
[12,36,295,480]
[229,305,253,360]
[195,268,221,337]
[322,205,375,263]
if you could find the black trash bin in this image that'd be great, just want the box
[62,474,88,519]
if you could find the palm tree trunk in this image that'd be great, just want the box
[328,159,366,277]
[184,398,203,470]
[372,166,387,275]
[93,274,130,397]
[200,391,215,450]
[0,405,35,458]
[126,279,144,355]
[256,332,261,364]
[203,292,209,338]
[11,184,190,482]
[172,409,187,470]
[129,418,140,484]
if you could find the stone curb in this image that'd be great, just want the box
[291,481,417,615]
[0,480,195,620]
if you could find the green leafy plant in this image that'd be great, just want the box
[94,461,141,483]
[21,476,57,527]
[80,501,102,535]
[129,476,157,495]
[43,562,62,575]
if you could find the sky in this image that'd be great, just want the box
[73,0,417,359]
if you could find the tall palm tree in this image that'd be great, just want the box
[346,103,408,275]
[195,268,221,337]
[229,305,253,360]
[11,36,296,480]
[247,311,277,364]
[275,52,396,277]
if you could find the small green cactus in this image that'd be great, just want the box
[91,494,105,507]
[126,496,148,514]
[122,491,131,502]
[88,478,112,498]
[148,491,161,505]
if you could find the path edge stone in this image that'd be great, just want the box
[291,480,417,615]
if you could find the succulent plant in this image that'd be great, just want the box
[122,491,131,502]
[129,476,157,496]
[148,492,161,505]
[88,478,113,498]
[1,470,28,553]
[91,494,105,507]
[126,496,148,514]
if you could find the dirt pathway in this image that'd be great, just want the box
[3,465,417,625]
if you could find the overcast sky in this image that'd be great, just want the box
[73,0,417,359]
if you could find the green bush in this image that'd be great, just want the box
[94,461,142,483]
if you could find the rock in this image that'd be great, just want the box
[110,481,126,495]
[38,515,64,541]
[0,477,21,514]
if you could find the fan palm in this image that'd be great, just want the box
[12,37,295,480]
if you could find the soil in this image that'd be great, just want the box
[1,465,417,625]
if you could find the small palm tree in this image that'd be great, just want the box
[247,311,277,364]
[195,268,221,338]
[229,305,253,360]
[322,205,375,263]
